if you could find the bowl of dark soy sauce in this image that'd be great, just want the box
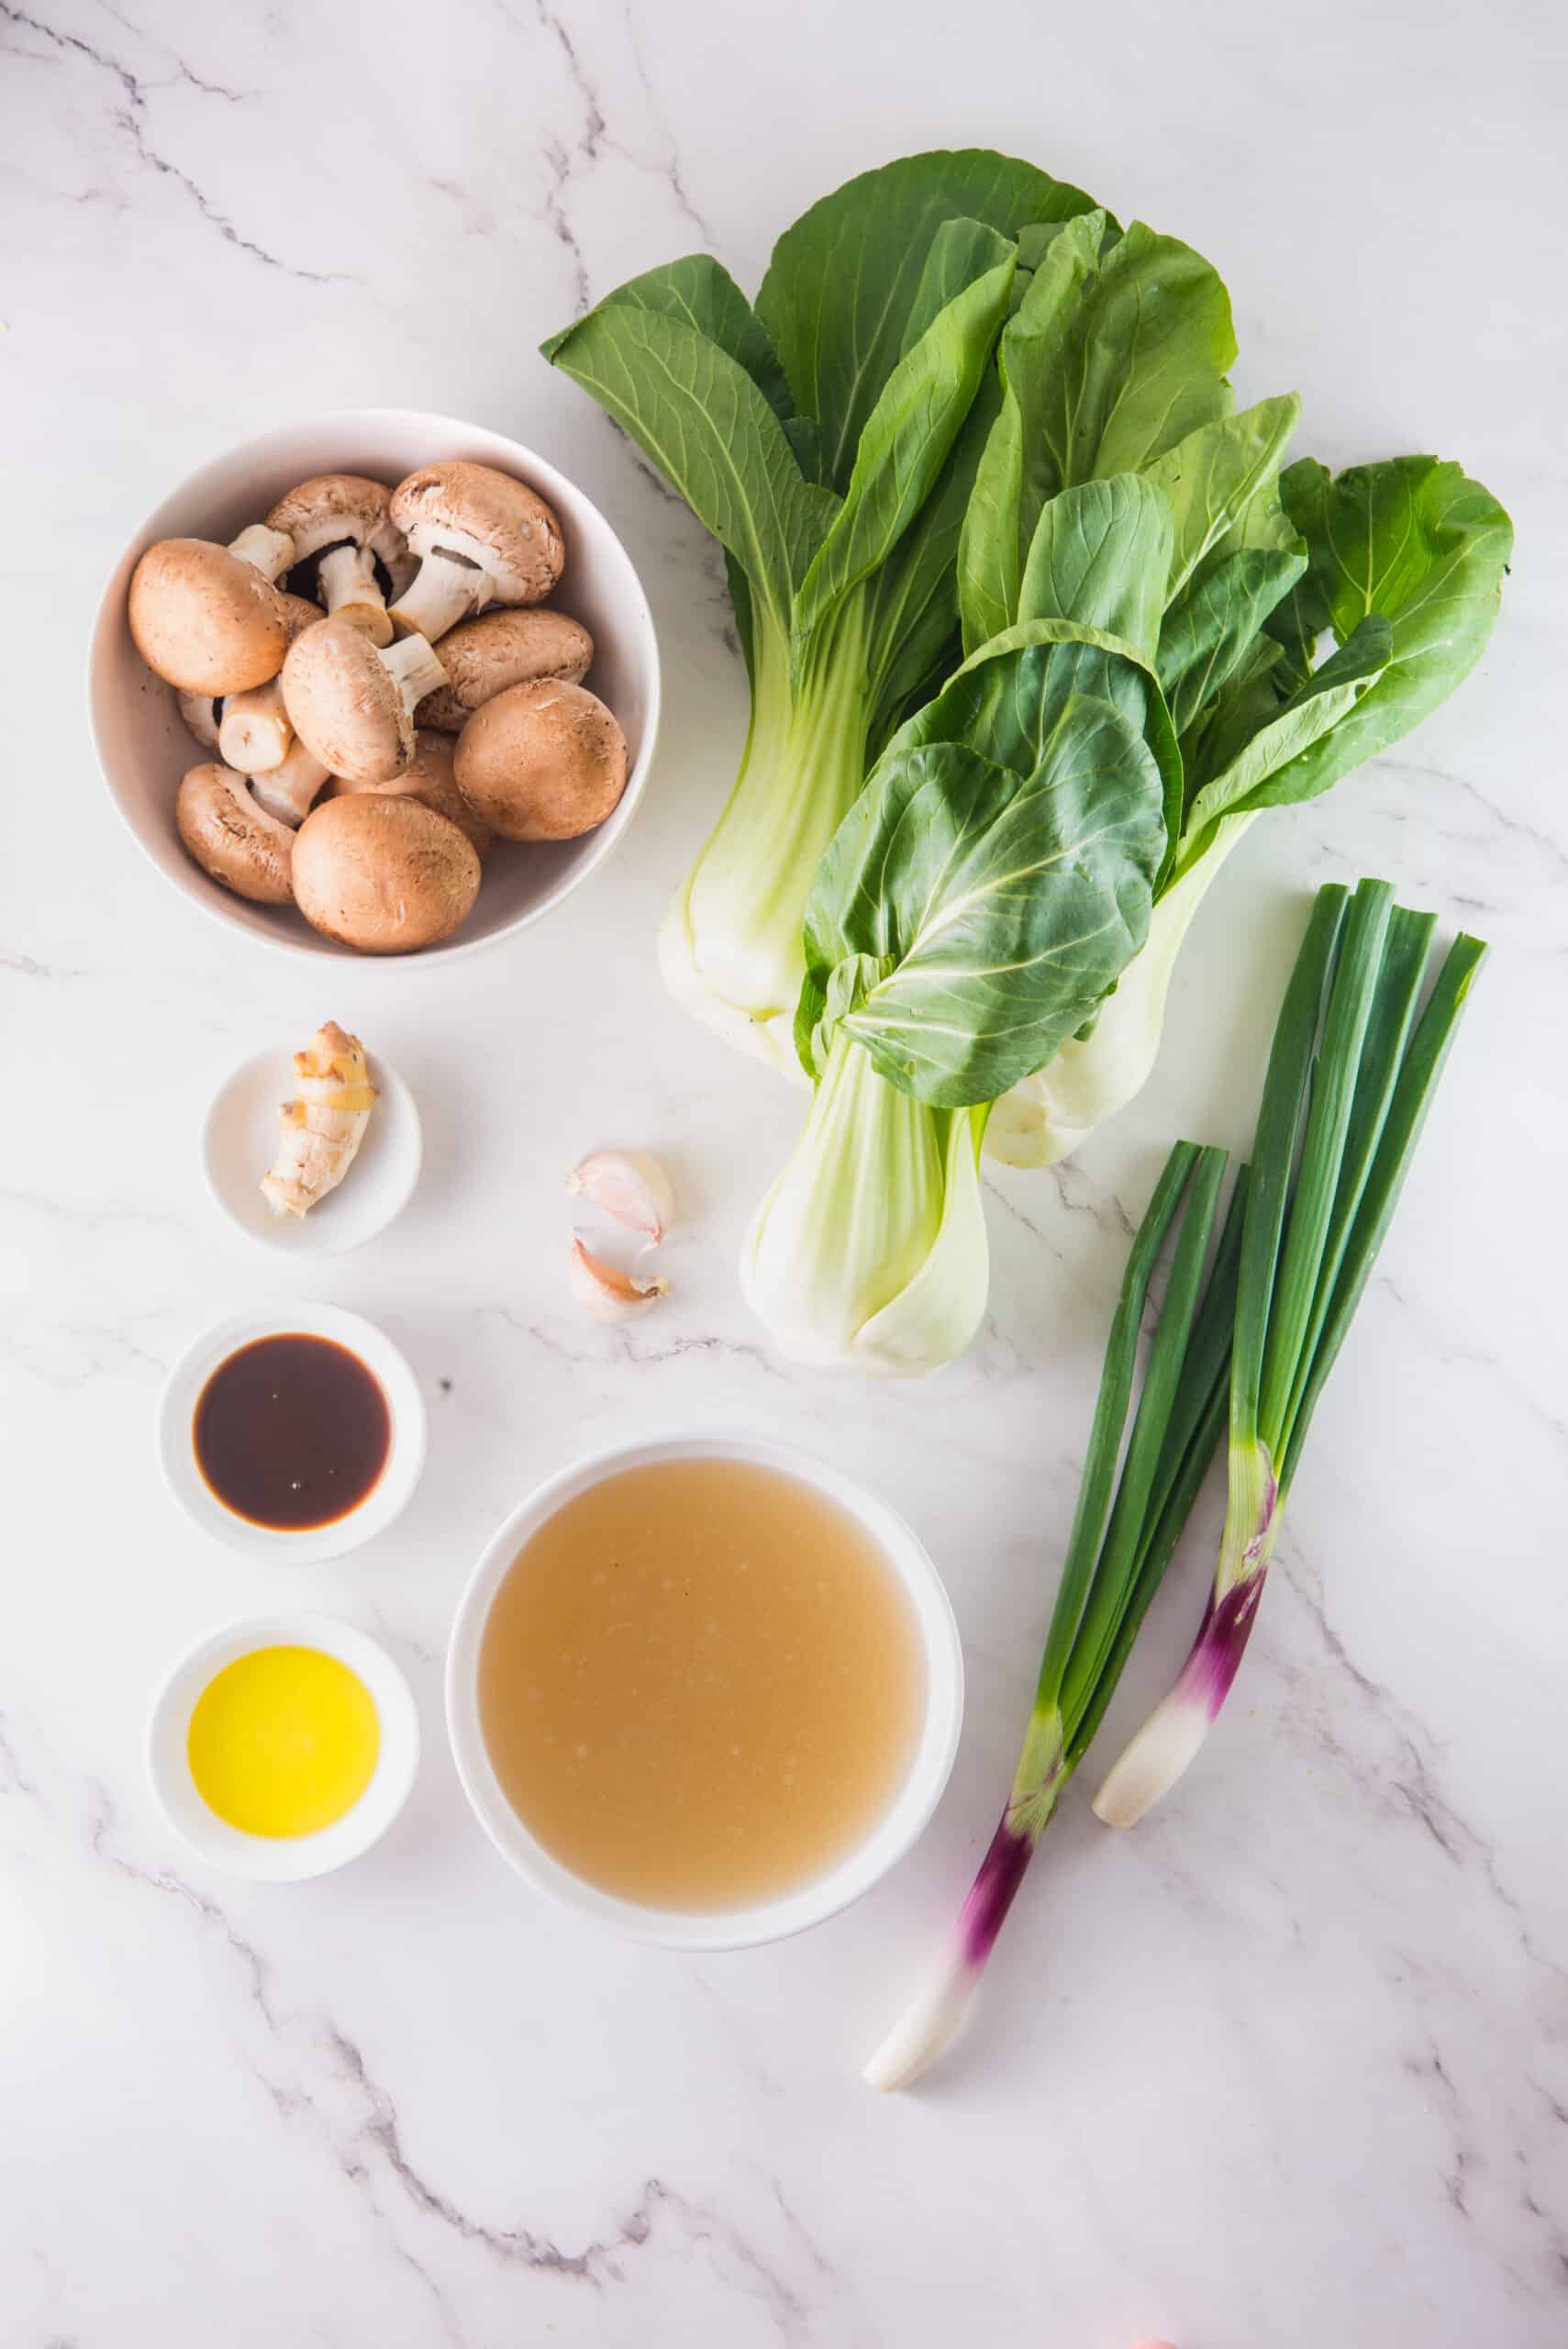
[158,1304,427,1563]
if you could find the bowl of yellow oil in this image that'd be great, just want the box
[445,1433,964,1949]
[150,1612,419,1880]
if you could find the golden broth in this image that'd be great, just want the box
[477,1456,925,1910]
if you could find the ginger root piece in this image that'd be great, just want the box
[261,1022,377,1219]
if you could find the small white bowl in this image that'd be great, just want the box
[150,1610,420,1881]
[201,1041,422,1255]
[445,1432,964,1952]
[90,407,662,963]
[157,1302,428,1564]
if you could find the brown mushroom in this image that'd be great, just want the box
[291,792,480,953]
[416,606,594,730]
[266,474,404,647]
[175,763,295,904]
[332,728,494,859]
[453,678,628,841]
[129,540,295,696]
[386,462,564,642]
[281,616,447,786]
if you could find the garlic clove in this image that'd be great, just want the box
[565,1150,674,1245]
[568,1236,670,1323]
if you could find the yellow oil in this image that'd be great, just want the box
[478,1457,926,1909]
[187,1645,380,1838]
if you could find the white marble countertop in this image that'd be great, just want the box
[5,3,1565,2343]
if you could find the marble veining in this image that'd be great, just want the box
[4,0,1565,2343]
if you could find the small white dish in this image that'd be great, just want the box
[89,406,662,964]
[201,1042,422,1255]
[445,1431,964,1952]
[157,1301,428,1564]
[149,1610,420,1881]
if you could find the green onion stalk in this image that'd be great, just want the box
[865,1141,1243,2088]
[1094,880,1488,1827]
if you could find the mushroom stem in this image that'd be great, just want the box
[388,551,485,643]
[176,689,223,751]
[219,680,294,774]
[249,737,330,827]
[228,523,296,584]
[318,542,394,647]
[381,631,449,711]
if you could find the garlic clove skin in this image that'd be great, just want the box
[569,1236,670,1323]
[565,1150,674,1245]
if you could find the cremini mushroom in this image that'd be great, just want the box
[453,678,628,841]
[386,462,564,642]
[281,616,447,787]
[214,593,325,772]
[249,736,332,829]
[175,763,295,904]
[291,792,481,953]
[266,474,404,647]
[417,606,593,730]
[129,538,296,696]
[332,728,494,859]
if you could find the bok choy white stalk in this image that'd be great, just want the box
[1093,877,1488,1825]
[864,1141,1243,2087]
[544,152,1106,1069]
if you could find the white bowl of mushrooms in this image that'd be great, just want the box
[90,410,661,960]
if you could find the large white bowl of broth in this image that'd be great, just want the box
[445,1434,964,1950]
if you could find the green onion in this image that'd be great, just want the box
[863,1141,1240,2090]
[1093,879,1488,1828]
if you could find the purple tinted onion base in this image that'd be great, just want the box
[862,1808,1041,2092]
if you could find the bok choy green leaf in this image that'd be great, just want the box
[992,455,1511,1166]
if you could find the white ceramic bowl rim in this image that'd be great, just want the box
[155,1301,428,1565]
[90,406,662,966]
[148,1609,421,1882]
[445,1431,965,1952]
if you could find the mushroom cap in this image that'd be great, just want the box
[278,589,327,641]
[332,729,495,860]
[175,763,295,904]
[129,539,292,695]
[281,617,414,785]
[453,678,628,842]
[292,792,481,953]
[389,462,564,604]
[417,606,594,730]
[266,473,401,564]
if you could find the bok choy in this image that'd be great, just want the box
[988,456,1512,1165]
[543,150,1105,1069]
[1094,877,1488,1823]
[742,465,1190,1372]
[864,1141,1243,2087]
[740,521,1176,1371]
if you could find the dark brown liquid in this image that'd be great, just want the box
[194,1334,390,1530]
